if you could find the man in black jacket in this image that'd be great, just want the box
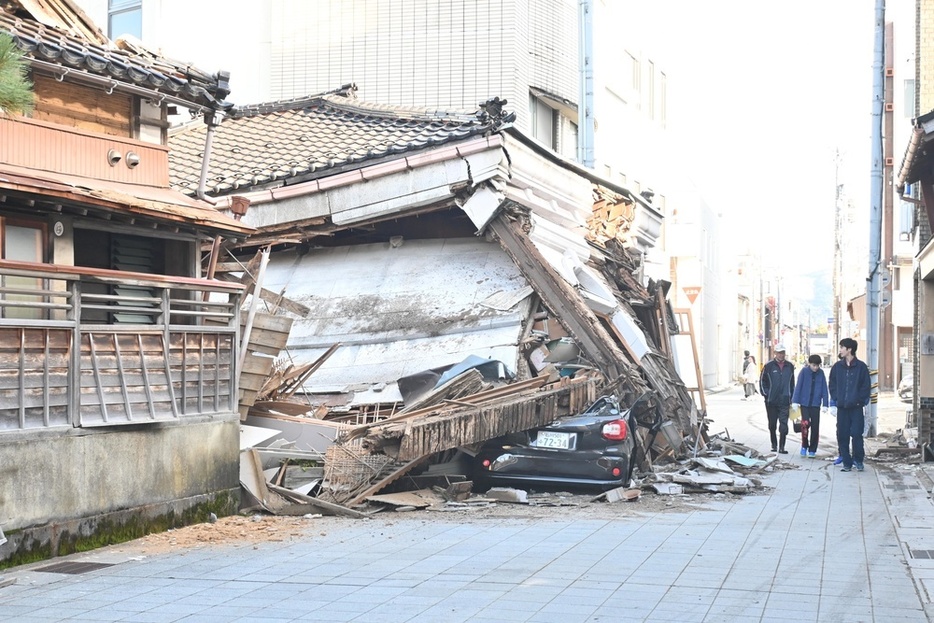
[828,337,872,472]
[760,344,796,453]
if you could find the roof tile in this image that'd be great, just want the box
[0,3,225,108]
[169,87,514,196]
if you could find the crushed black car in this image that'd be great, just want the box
[472,393,654,491]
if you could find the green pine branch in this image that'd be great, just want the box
[0,32,34,115]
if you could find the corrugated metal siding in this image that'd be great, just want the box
[1,117,170,187]
[261,237,532,394]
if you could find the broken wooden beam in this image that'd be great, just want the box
[267,483,366,518]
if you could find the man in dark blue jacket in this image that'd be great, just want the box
[828,337,872,472]
[760,344,796,453]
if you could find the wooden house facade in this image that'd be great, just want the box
[0,0,252,565]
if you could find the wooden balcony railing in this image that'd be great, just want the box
[0,260,243,430]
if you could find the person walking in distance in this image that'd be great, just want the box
[760,344,796,453]
[828,337,871,472]
[742,355,758,400]
[791,354,829,457]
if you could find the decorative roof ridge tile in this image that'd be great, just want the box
[228,83,483,124]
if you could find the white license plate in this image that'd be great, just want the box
[533,431,574,450]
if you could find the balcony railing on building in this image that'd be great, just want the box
[0,260,242,431]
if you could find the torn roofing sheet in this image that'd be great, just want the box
[260,237,532,402]
[497,135,651,359]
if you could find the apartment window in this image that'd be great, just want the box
[529,94,556,149]
[108,0,142,39]
[1,220,46,319]
[904,79,916,118]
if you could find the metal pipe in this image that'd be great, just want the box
[577,0,595,168]
[196,111,220,206]
[198,110,222,299]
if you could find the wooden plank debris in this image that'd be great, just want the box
[400,368,486,413]
[239,448,288,513]
[266,483,366,518]
[343,455,431,507]
[371,376,598,461]
[365,489,440,508]
[257,343,339,402]
[595,487,641,503]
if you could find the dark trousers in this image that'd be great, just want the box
[766,402,789,450]
[836,406,865,467]
[800,406,820,453]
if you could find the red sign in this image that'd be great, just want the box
[682,286,701,305]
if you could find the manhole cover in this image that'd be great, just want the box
[909,549,934,559]
[884,484,922,490]
[37,561,115,575]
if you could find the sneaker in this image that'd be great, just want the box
[800,447,807,456]
[778,448,788,454]
[855,463,864,472]
[841,466,852,472]
[771,446,778,453]
[807,451,816,458]
[833,457,843,465]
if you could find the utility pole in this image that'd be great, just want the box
[867,0,885,435]
[833,150,842,351]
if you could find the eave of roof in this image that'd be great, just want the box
[0,163,254,238]
[0,1,227,109]
[896,109,934,193]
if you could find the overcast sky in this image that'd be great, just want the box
[637,0,887,296]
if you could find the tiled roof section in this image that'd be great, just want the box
[0,2,226,108]
[169,90,512,195]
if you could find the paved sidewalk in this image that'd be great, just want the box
[0,387,931,622]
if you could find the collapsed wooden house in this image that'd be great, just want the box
[168,86,706,508]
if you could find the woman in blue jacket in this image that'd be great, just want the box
[791,354,830,457]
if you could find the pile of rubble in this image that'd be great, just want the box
[226,236,770,519]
